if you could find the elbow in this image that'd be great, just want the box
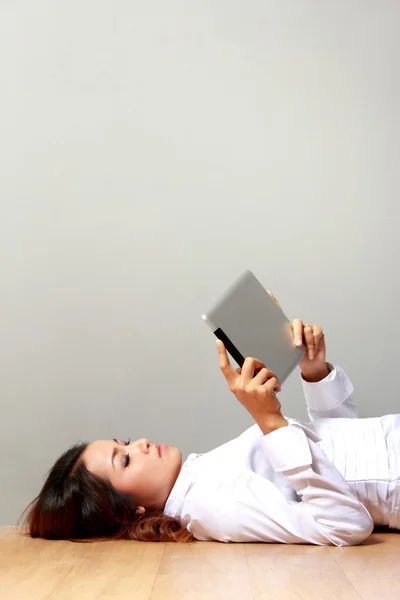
[347,514,374,546]
[331,511,374,547]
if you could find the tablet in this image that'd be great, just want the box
[202,270,305,385]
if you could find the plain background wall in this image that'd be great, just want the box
[0,0,399,525]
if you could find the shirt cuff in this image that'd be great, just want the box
[260,424,312,472]
[301,364,354,411]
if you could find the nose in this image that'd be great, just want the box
[130,438,151,453]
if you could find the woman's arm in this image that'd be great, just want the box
[213,341,371,546]
[302,364,359,420]
[184,422,373,546]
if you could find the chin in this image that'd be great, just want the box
[170,446,182,463]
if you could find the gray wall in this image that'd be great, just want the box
[1,1,399,525]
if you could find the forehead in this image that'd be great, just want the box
[83,440,114,474]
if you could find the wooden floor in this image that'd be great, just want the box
[1,527,399,599]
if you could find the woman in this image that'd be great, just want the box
[21,295,400,546]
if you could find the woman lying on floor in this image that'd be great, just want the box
[21,293,400,546]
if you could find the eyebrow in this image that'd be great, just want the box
[112,439,123,469]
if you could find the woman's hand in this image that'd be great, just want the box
[293,320,330,383]
[267,292,329,383]
[216,340,288,434]
[292,319,326,366]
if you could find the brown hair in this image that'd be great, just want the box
[19,441,195,543]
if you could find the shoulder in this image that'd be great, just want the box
[180,478,240,542]
[180,469,275,542]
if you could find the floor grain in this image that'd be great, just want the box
[1,527,399,600]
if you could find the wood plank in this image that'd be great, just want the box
[0,528,83,600]
[329,532,400,600]
[2,528,400,600]
[344,577,400,600]
[0,528,164,600]
[245,542,361,600]
[149,541,253,600]
[50,541,165,600]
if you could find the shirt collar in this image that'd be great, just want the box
[163,452,200,519]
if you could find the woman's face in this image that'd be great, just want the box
[82,437,182,511]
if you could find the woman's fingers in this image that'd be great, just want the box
[292,318,304,347]
[216,340,238,386]
[218,342,265,385]
[267,290,282,310]
[241,356,265,381]
[217,339,280,391]
[241,357,265,381]
[253,368,281,392]
[313,324,324,354]
[291,320,324,359]
[264,376,280,393]
[303,324,315,359]
[241,357,256,381]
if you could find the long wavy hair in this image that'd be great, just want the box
[19,441,195,543]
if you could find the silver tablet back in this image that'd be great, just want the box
[203,270,305,384]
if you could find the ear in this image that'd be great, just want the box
[135,506,145,516]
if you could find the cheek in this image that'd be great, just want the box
[129,462,156,492]
[112,472,136,496]
[117,459,163,496]
[138,462,164,491]
[111,464,141,495]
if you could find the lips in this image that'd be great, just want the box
[157,444,168,457]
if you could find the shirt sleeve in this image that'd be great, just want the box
[302,364,359,420]
[183,423,373,547]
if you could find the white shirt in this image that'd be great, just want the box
[164,365,400,546]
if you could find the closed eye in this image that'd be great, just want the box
[124,438,130,466]
[112,438,131,469]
